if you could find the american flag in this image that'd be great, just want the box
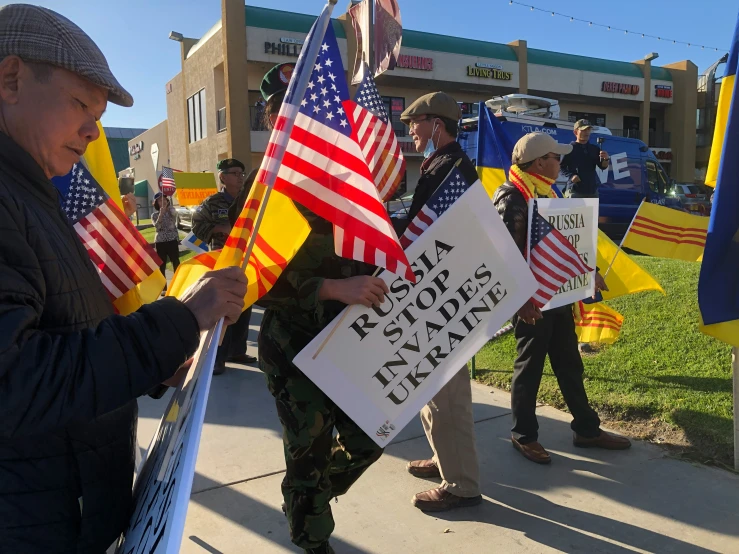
[528,200,593,308]
[61,162,162,303]
[261,10,413,282]
[159,166,178,196]
[353,63,405,202]
[399,165,473,249]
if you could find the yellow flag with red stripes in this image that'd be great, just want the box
[573,301,624,344]
[168,183,310,309]
[622,202,708,262]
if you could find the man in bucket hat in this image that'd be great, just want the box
[0,5,246,551]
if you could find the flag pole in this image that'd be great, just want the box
[603,198,644,279]
[203,0,338,374]
[240,0,338,271]
[734,347,738,471]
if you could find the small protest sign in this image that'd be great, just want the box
[527,198,599,311]
[294,183,537,446]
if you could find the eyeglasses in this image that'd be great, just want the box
[408,117,433,130]
[223,171,246,177]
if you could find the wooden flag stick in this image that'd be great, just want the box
[603,198,644,279]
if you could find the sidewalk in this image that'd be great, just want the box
[137,308,739,553]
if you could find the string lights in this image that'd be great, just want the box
[508,1,727,53]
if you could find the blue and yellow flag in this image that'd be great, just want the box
[476,102,515,198]
[699,12,739,348]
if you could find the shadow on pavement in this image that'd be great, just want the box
[190,473,373,554]
[384,407,738,553]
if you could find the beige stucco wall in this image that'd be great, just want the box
[126,120,169,203]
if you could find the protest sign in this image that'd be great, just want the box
[294,183,537,446]
[174,173,218,206]
[115,323,221,554]
[527,198,598,311]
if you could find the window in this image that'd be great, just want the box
[187,89,207,143]
[568,111,606,127]
[646,161,669,194]
[458,102,480,119]
[382,96,406,137]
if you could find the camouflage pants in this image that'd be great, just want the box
[265,371,383,550]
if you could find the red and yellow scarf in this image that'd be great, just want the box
[508,165,558,201]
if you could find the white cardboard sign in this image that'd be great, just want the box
[527,198,599,311]
[294,183,538,446]
[116,323,221,554]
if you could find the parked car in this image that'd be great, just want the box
[386,192,414,217]
[671,183,711,216]
[175,205,195,230]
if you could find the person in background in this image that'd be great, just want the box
[0,5,247,551]
[224,167,260,366]
[493,132,631,466]
[560,119,609,198]
[192,158,256,373]
[257,62,384,554]
[151,192,180,281]
[398,91,482,513]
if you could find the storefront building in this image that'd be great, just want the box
[162,3,697,196]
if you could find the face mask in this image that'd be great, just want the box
[423,121,439,159]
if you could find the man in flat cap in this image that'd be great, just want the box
[493,133,629,465]
[0,5,247,552]
[193,157,257,372]
[400,91,483,513]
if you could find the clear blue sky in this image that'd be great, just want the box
[34,0,737,129]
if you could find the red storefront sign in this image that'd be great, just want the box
[655,85,673,99]
[396,55,433,71]
[601,81,640,95]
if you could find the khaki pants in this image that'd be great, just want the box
[420,366,480,497]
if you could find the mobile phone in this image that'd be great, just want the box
[118,177,134,196]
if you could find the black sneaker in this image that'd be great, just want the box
[213,360,226,375]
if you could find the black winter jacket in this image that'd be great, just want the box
[0,132,201,553]
[397,141,478,235]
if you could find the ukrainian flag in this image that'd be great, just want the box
[476,102,515,198]
[699,12,739,348]
[181,231,210,255]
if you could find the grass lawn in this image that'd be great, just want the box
[473,256,735,467]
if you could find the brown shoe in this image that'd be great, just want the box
[406,459,441,479]
[574,430,632,450]
[512,437,552,464]
[412,487,482,512]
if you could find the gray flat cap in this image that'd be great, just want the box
[0,4,133,107]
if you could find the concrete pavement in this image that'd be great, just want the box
[137,308,739,553]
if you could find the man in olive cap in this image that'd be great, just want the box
[0,5,247,551]
[400,91,483,513]
[192,157,257,371]
[259,62,295,129]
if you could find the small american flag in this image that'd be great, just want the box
[400,166,472,249]
[528,200,593,308]
[263,12,413,281]
[353,63,405,202]
[61,162,162,303]
[159,166,178,196]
